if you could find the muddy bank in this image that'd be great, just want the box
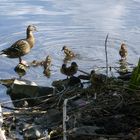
[0,70,139,140]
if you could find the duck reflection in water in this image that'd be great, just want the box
[43,68,51,78]
[118,59,129,76]
[14,63,28,78]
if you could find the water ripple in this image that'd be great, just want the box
[0,0,140,99]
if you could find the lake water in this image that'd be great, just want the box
[0,0,140,102]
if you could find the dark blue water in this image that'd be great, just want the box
[0,0,140,102]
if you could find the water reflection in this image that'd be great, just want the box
[14,63,28,78]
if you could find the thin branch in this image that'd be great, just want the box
[105,33,109,81]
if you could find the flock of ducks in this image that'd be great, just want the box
[0,25,128,81]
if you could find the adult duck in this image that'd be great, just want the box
[0,25,37,63]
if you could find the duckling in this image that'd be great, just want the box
[43,55,52,69]
[90,70,106,88]
[0,25,37,63]
[60,62,78,77]
[43,55,52,78]
[62,45,75,58]
[119,42,128,59]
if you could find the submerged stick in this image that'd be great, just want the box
[105,34,109,81]
[78,69,90,75]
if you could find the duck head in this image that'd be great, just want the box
[90,70,96,75]
[26,25,37,46]
[71,62,78,67]
[27,25,37,32]
[62,63,67,69]
[46,55,51,61]
[120,43,126,50]
[61,46,67,51]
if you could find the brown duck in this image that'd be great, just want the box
[0,25,37,63]
[62,45,75,58]
[119,42,128,59]
[43,55,52,69]
[60,62,78,77]
[90,70,107,88]
[43,55,52,77]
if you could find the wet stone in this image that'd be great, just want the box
[23,127,42,139]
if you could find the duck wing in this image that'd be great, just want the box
[1,39,30,58]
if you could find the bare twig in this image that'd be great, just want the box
[105,34,109,81]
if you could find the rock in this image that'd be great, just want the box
[68,76,82,87]
[23,127,42,139]
[46,109,62,125]
[68,126,100,136]
[6,79,54,107]
[52,79,69,91]
[118,73,132,81]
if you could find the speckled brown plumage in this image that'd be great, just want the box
[60,62,78,77]
[90,70,107,88]
[0,25,37,63]
[119,43,128,59]
[43,55,52,69]
[62,46,75,58]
